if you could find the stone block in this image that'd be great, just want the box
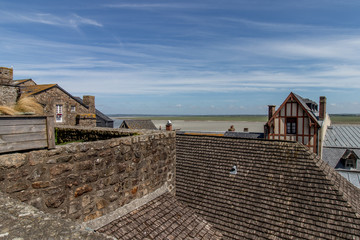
[50,163,72,176]
[6,182,28,193]
[32,181,50,189]
[76,160,93,171]
[0,154,26,169]
[96,199,108,210]
[45,194,66,208]
[74,184,93,197]
[83,211,102,222]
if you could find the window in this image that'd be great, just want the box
[71,106,76,112]
[286,118,297,134]
[56,104,63,122]
[345,159,356,169]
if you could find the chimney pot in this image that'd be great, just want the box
[166,120,173,131]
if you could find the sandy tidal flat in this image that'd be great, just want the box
[153,120,266,132]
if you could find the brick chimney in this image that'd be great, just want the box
[83,95,95,114]
[268,105,276,120]
[0,67,13,85]
[319,96,326,121]
[166,120,173,131]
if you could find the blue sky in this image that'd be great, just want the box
[1,0,360,115]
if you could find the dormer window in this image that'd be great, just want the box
[345,159,356,169]
[286,118,297,134]
[338,149,359,170]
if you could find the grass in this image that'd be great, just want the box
[329,115,360,124]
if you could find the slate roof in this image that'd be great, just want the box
[322,147,360,170]
[293,93,320,125]
[337,170,360,189]
[119,120,157,130]
[176,134,360,239]
[97,192,222,240]
[324,125,360,148]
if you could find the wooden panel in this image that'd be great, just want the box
[280,108,285,117]
[286,103,291,116]
[274,119,279,134]
[298,118,303,134]
[0,118,46,126]
[280,118,285,135]
[0,124,46,135]
[0,132,46,143]
[292,103,297,117]
[0,140,47,153]
[298,108,303,117]
[0,116,54,153]
[46,116,55,149]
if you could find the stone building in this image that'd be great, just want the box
[19,83,97,127]
[2,67,113,128]
[265,92,331,155]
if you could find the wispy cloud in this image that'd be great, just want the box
[0,10,102,28]
[103,3,204,9]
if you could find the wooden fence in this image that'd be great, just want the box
[0,115,55,154]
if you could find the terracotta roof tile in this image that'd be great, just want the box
[176,134,360,239]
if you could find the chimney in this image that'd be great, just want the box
[268,105,276,120]
[319,96,326,120]
[166,120,173,131]
[0,67,13,85]
[83,95,95,114]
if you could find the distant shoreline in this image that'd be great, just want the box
[110,114,360,124]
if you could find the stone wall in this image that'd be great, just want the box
[0,85,18,106]
[55,126,137,144]
[0,127,176,223]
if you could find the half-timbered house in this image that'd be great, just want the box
[265,92,330,154]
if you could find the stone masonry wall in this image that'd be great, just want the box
[0,85,18,106]
[0,127,176,223]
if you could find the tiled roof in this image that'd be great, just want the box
[223,131,264,138]
[176,135,360,239]
[12,79,35,86]
[120,120,157,130]
[324,125,360,148]
[19,84,57,97]
[97,192,222,240]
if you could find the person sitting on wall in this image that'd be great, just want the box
[228,125,235,131]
